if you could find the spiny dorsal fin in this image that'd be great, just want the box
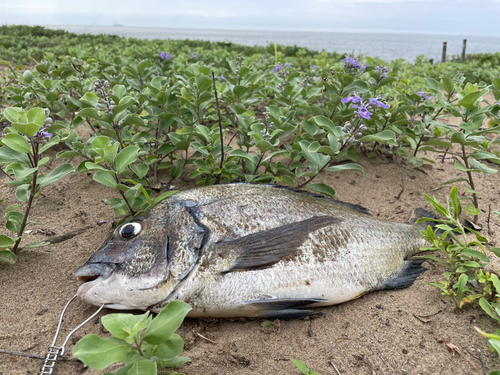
[220,216,341,272]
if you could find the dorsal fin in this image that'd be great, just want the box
[219,216,341,272]
[233,183,371,216]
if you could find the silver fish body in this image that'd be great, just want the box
[76,184,427,318]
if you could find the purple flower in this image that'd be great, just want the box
[356,105,372,120]
[34,130,52,140]
[369,97,390,109]
[191,52,199,59]
[417,91,430,101]
[312,65,319,70]
[341,55,368,70]
[284,63,291,69]
[274,63,283,72]
[341,93,363,105]
[159,52,172,61]
[375,66,389,78]
[220,75,226,82]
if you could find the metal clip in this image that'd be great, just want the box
[40,295,105,374]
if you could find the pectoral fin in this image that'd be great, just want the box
[220,216,341,272]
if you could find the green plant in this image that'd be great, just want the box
[0,107,74,260]
[73,300,191,375]
[417,186,500,308]
[290,358,321,375]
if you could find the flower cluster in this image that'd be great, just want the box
[341,55,367,70]
[159,52,172,61]
[190,52,199,59]
[34,109,53,142]
[341,93,390,120]
[375,66,389,78]
[274,62,291,72]
[417,91,430,101]
[94,79,116,117]
[340,121,367,147]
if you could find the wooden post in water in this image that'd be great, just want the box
[442,42,447,63]
[461,39,467,62]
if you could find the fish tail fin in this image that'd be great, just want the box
[379,258,427,290]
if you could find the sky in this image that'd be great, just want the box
[1,0,499,37]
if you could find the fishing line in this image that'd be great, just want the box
[39,295,105,374]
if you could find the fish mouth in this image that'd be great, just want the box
[76,263,116,301]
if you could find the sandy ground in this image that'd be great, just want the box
[1,110,500,375]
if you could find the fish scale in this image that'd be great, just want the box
[76,184,429,317]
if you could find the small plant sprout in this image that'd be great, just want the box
[73,301,192,375]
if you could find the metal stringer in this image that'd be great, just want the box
[40,295,105,374]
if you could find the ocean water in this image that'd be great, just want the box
[48,25,500,62]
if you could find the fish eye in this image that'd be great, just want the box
[119,222,141,240]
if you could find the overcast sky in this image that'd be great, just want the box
[1,0,499,36]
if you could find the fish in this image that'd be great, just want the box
[76,183,430,318]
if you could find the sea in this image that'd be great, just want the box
[47,25,500,63]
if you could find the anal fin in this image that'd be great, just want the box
[256,309,324,319]
[379,258,427,290]
[246,297,328,319]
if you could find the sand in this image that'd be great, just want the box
[1,109,500,375]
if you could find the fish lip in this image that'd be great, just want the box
[75,263,116,302]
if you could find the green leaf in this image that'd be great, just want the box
[440,77,454,94]
[80,92,99,107]
[2,133,31,154]
[441,178,468,185]
[461,248,489,263]
[0,145,30,164]
[456,273,468,303]
[162,356,191,368]
[153,334,184,359]
[345,80,369,94]
[468,158,497,174]
[479,298,500,324]
[459,91,484,109]
[126,358,156,375]
[11,122,42,138]
[454,159,478,172]
[325,163,364,173]
[3,107,24,123]
[39,163,75,189]
[0,250,17,264]
[0,235,15,248]
[113,85,126,100]
[491,248,500,258]
[102,313,149,340]
[104,364,133,375]
[143,301,192,345]
[130,164,149,179]
[116,146,139,174]
[26,108,46,127]
[424,78,439,93]
[152,190,178,207]
[93,171,118,189]
[15,184,29,203]
[307,183,336,198]
[290,358,311,375]
[73,335,131,370]
[465,203,481,216]
[314,115,341,136]
[450,186,461,218]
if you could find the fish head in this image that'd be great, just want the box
[76,200,206,310]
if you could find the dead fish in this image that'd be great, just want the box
[76,184,430,318]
